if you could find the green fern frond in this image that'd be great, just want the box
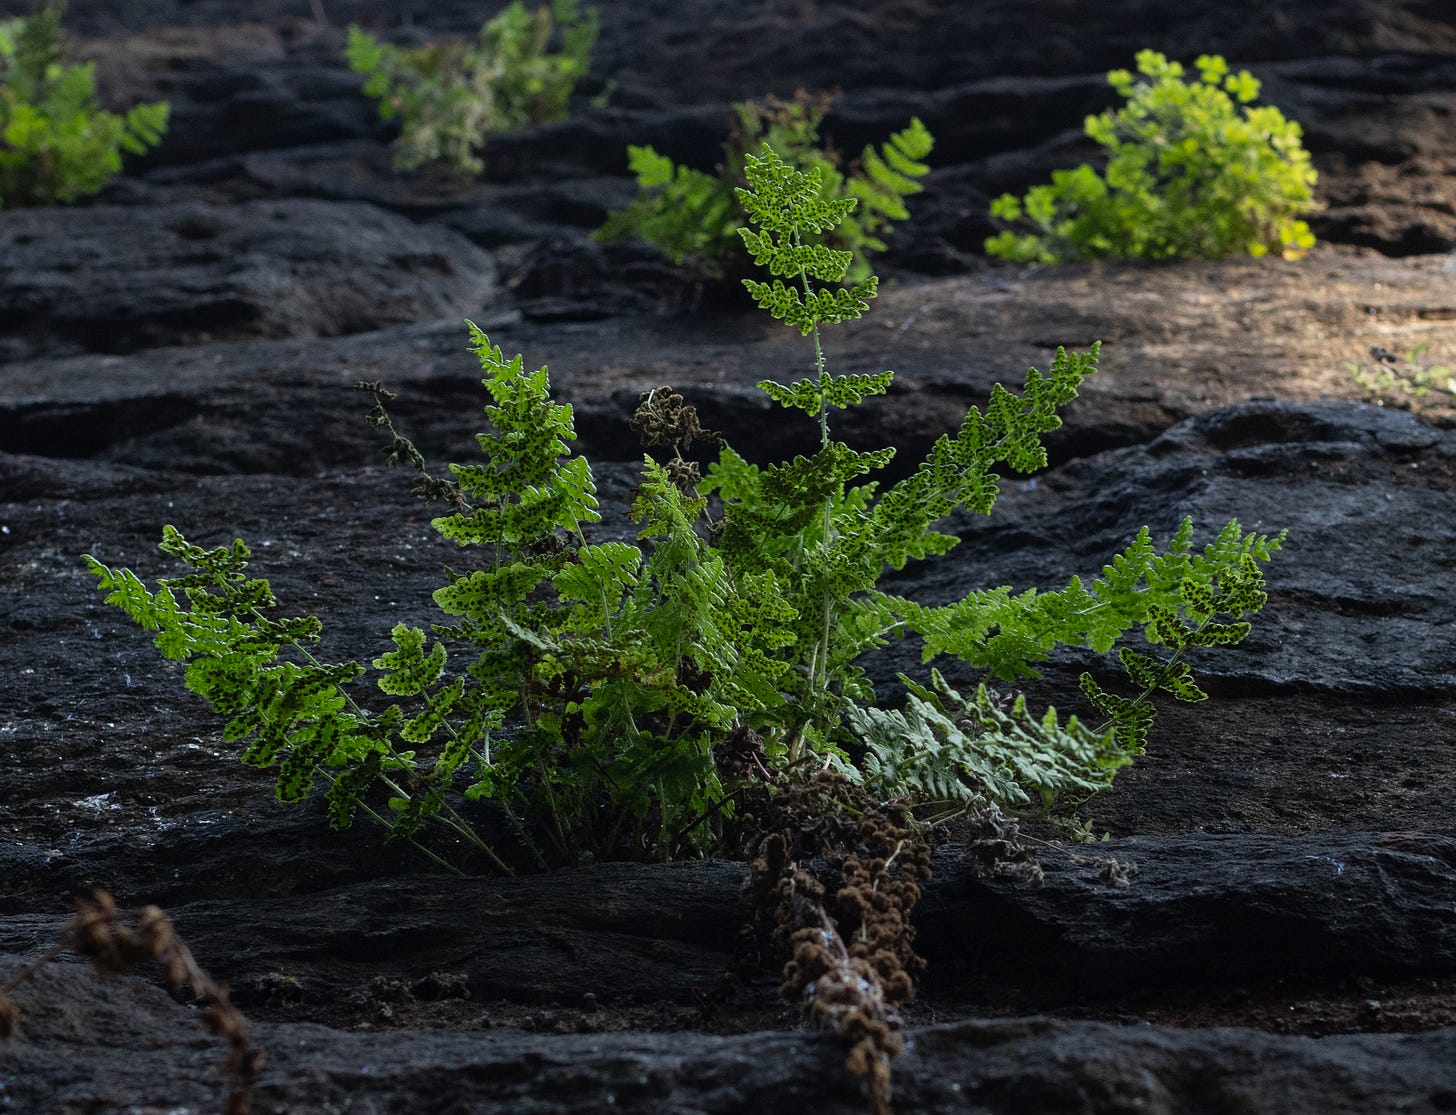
[599,95,931,283]
[849,345,1099,573]
[850,116,934,224]
[741,275,878,334]
[759,444,896,509]
[849,668,1127,811]
[902,516,1280,686]
[736,143,857,236]
[1079,673,1158,754]
[433,324,600,546]
[326,751,382,831]
[433,561,553,622]
[373,624,448,696]
[551,540,642,627]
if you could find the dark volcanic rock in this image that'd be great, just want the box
[1,959,1454,1115]
[3,251,1456,476]
[922,833,1456,995]
[3,1,1456,1112]
[0,198,497,359]
[4,835,1451,1019]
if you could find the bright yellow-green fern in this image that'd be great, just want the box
[987,50,1317,262]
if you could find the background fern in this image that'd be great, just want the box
[986,50,1317,262]
[596,91,932,282]
[346,0,597,176]
[0,0,169,208]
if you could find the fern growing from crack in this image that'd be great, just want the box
[88,140,1282,873]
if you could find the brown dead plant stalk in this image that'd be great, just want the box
[0,889,263,1115]
[735,771,932,1115]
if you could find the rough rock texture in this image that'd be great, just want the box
[4,960,1456,1115]
[2,0,1456,1111]
[0,198,497,360]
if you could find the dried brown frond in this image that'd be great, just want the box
[355,379,470,511]
[1,889,263,1114]
[731,771,933,1115]
[631,385,718,468]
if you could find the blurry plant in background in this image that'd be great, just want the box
[0,0,168,208]
[1347,343,1456,418]
[346,0,597,176]
[986,50,1317,263]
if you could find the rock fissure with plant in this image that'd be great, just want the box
[84,137,1284,1113]
[86,140,1283,875]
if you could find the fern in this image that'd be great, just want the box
[85,528,505,874]
[986,50,1317,262]
[89,140,1284,870]
[714,141,1283,805]
[596,91,932,282]
[0,0,169,208]
[848,670,1128,812]
[593,144,738,268]
[347,0,597,176]
[896,518,1284,682]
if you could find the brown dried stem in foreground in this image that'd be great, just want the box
[0,889,263,1115]
[736,771,933,1115]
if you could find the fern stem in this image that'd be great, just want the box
[500,796,551,870]
[518,697,572,859]
[354,797,466,876]
[797,234,838,748]
[308,764,470,876]
[1092,609,1216,741]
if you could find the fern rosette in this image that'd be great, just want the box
[89,138,1284,871]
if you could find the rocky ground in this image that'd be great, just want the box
[1,1,1455,1112]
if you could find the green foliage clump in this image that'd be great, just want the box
[1347,342,1455,416]
[854,519,1280,815]
[346,0,597,176]
[596,91,933,282]
[0,0,168,208]
[986,50,1317,263]
[88,140,1282,873]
